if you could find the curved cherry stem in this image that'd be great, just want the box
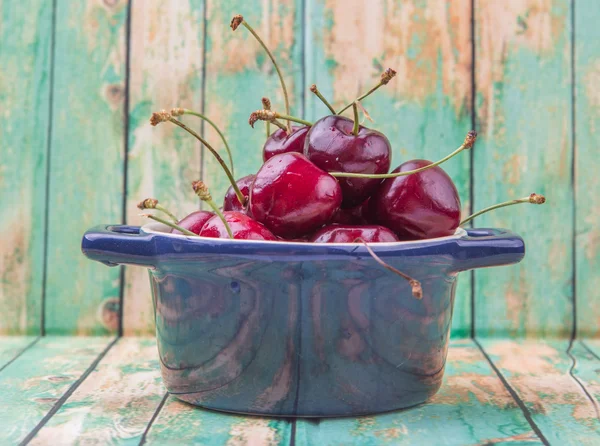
[460,193,546,226]
[192,180,234,239]
[137,198,178,223]
[142,213,198,237]
[310,84,336,114]
[235,18,292,132]
[337,68,397,115]
[249,109,312,128]
[351,102,360,135]
[162,117,246,206]
[331,131,477,179]
[355,238,422,299]
[171,108,235,176]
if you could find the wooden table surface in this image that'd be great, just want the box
[0,337,599,445]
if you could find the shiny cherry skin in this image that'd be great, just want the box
[171,210,214,235]
[250,152,343,238]
[309,224,399,243]
[304,115,391,208]
[263,126,310,161]
[331,198,370,225]
[199,211,277,240]
[370,159,461,239]
[223,174,255,213]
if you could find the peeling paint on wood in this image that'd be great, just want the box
[0,337,112,445]
[474,0,573,337]
[202,0,304,202]
[480,339,600,445]
[575,0,600,338]
[0,1,52,334]
[44,0,128,335]
[144,396,291,445]
[305,0,473,338]
[0,336,38,369]
[124,0,205,335]
[28,338,165,445]
[295,340,540,445]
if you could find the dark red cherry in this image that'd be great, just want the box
[309,224,399,243]
[331,198,370,225]
[371,159,461,239]
[171,210,214,235]
[263,126,309,161]
[199,211,277,240]
[304,115,391,208]
[223,174,255,213]
[250,152,343,238]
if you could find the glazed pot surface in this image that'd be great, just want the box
[82,224,525,416]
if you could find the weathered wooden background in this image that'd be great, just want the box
[0,0,596,339]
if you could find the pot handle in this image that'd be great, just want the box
[452,228,525,272]
[81,225,156,267]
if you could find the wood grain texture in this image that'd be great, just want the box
[124,0,205,335]
[143,395,292,445]
[0,336,112,445]
[574,0,600,338]
[44,0,128,335]
[570,341,600,411]
[305,0,473,338]
[0,1,52,334]
[480,339,600,445]
[202,0,304,202]
[473,0,573,337]
[295,339,540,445]
[29,338,165,445]
[0,336,38,369]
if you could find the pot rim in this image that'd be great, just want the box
[140,222,468,247]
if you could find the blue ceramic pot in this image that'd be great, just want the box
[82,223,524,417]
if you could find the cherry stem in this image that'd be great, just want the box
[262,97,271,138]
[460,193,546,226]
[355,238,423,300]
[310,84,336,114]
[274,112,312,127]
[351,102,360,135]
[160,116,246,206]
[171,108,235,176]
[137,198,178,223]
[249,109,312,128]
[331,130,477,179]
[237,18,292,132]
[337,68,397,115]
[142,213,198,237]
[192,180,234,239]
[271,119,288,132]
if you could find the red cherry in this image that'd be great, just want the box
[223,174,255,212]
[250,152,343,238]
[171,210,214,235]
[263,126,309,161]
[331,198,370,225]
[199,211,277,240]
[371,160,461,239]
[309,224,399,243]
[304,115,391,208]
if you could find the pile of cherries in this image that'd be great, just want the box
[143,14,544,248]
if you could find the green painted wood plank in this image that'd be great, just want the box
[296,339,541,445]
[305,0,473,338]
[473,1,573,337]
[0,1,52,334]
[124,0,205,335]
[570,341,600,409]
[143,395,292,445]
[44,0,128,335]
[28,338,165,445]
[575,0,600,338]
[480,339,600,445]
[0,336,38,370]
[583,340,600,359]
[202,0,304,202]
[0,336,112,445]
